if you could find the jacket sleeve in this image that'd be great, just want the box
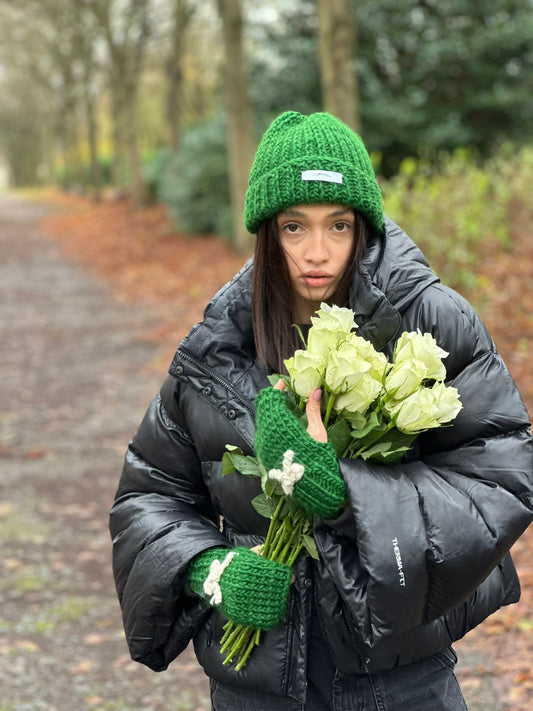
[109,375,228,671]
[315,284,533,642]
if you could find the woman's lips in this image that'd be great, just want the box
[302,272,333,288]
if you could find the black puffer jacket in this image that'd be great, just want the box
[110,219,533,702]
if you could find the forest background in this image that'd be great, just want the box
[1,1,533,709]
[1,0,533,283]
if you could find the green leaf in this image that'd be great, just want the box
[359,441,393,460]
[383,429,417,451]
[359,428,416,462]
[223,452,261,478]
[222,449,239,475]
[251,493,275,519]
[302,534,319,560]
[327,419,352,457]
[285,498,305,516]
[342,410,368,431]
[292,323,308,348]
[363,429,417,461]
[264,478,282,498]
[349,410,381,439]
[371,446,413,463]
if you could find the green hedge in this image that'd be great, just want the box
[381,145,533,292]
[55,156,112,193]
[155,116,232,238]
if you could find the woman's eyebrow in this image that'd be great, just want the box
[328,208,352,217]
[279,207,352,218]
[279,208,306,217]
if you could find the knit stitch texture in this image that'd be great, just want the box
[255,388,347,518]
[187,547,292,630]
[244,111,384,235]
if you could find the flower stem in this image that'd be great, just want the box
[287,541,304,566]
[235,630,260,671]
[324,392,336,428]
[262,498,284,558]
[220,620,235,645]
[223,627,250,663]
[270,518,290,561]
[277,519,300,564]
[220,624,245,657]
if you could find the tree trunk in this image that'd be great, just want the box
[110,84,128,193]
[95,0,150,204]
[217,0,254,254]
[166,0,192,152]
[85,88,101,202]
[127,97,145,207]
[128,2,150,207]
[317,0,360,133]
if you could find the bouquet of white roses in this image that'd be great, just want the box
[284,303,462,462]
[220,303,462,669]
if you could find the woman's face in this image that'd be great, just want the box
[276,203,355,323]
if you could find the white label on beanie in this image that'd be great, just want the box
[301,170,343,184]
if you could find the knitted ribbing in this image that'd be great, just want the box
[244,111,384,235]
[187,547,292,630]
[255,388,347,519]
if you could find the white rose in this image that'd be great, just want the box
[385,359,429,400]
[344,332,388,382]
[431,381,462,424]
[311,303,356,333]
[307,303,357,358]
[393,331,447,381]
[284,350,325,398]
[388,381,462,433]
[388,387,440,433]
[324,342,372,394]
[335,376,384,415]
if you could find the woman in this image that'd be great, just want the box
[110,111,533,710]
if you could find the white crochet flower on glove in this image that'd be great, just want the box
[268,449,305,495]
[203,551,237,605]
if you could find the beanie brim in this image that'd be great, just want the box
[244,157,384,236]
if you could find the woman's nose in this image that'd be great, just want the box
[305,231,328,263]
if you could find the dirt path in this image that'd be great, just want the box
[0,196,210,710]
[0,194,529,710]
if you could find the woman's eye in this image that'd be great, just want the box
[333,221,351,232]
[283,223,301,234]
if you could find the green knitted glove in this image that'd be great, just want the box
[187,547,292,630]
[255,387,346,518]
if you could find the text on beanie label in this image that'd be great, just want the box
[301,169,343,184]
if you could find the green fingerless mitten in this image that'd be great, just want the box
[187,547,292,630]
[255,387,346,518]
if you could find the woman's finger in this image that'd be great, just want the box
[306,388,328,443]
[273,379,286,391]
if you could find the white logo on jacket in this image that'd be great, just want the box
[392,537,406,587]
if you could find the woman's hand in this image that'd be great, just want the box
[274,380,328,443]
[256,384,346,518]
[187,546,292,629]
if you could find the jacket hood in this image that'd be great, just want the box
[356,217,440,316]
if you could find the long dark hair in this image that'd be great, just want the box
[252,210,369,373]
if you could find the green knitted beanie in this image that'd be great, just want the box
[255,388,347,519]
[187,547,292,630]
[244,111,384,235]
